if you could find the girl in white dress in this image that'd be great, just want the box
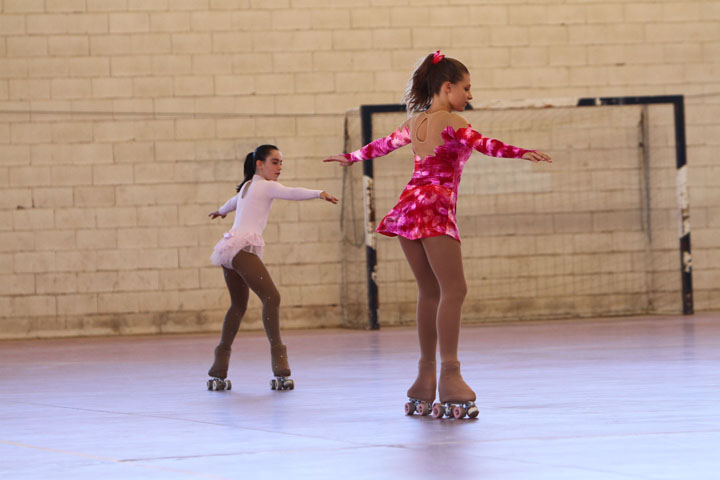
[207,144,338,390]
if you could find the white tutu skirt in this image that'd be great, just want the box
[210,230,265,268]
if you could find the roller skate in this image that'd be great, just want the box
[431,361,479,419]
[269,344,294,391]
[207,345,232,391]
[404,359,436,416]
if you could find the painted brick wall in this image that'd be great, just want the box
[1,0,718,338]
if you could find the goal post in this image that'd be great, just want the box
[342,95,692,328]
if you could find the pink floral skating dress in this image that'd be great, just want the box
[343,119,533,242]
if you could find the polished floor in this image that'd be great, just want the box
[1,313,719,480]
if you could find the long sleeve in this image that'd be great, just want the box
[217,195,238,215]
[265,181,322,201]
[343,124,412,162]
[446,125,532,159]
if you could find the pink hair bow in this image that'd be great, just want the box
[432,50,445,64]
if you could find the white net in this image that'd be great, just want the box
[343,104,684,325]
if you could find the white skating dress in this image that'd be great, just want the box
[210,175,322,268]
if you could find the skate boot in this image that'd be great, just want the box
[207,345,232,391]
[404,359,436,416]
[269,344,294,391]
[432,361,478,419]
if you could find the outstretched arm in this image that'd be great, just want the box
[324,121,411,166]
[445,115,551,163]
[265,181,323,201]
[208,195,237,219]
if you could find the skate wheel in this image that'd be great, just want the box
[206,379,213,390]
[270,379,277,390]
[417,401,431,416]
[452,406,467,419]
[467,405,479,418]
[431,403,444,419]
[404,402,416,415]
[284,379,294,390]
[225,379,232,391]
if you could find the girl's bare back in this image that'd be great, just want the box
[409,111,468,159]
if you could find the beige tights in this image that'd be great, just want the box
[399,235,475,402]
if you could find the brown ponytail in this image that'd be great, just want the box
[402,52,469,114]
[236,144,278,192]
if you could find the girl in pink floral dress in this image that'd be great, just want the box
[324,51,551,418]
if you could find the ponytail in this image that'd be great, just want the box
[236,144,279,192]
[402,52,469,114]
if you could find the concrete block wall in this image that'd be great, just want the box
[1,0,719,338]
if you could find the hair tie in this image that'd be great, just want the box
[432,50,445,64]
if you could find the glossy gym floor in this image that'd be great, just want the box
[1,313,719,479]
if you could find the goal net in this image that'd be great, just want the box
[341,103,684,326]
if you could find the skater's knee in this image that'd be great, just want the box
[228,303,246,318]
[263,288,281,308]
[442,281,467,303]
[419,284,441,304]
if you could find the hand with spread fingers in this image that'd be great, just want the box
[320,191,339,204]
[522,151,552,163]
[323,155,353,167]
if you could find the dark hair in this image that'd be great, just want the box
[402,53,469,114]
[236,144,278,192]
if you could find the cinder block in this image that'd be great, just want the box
[211,0,250,9]
[216,118,256,139]
[157,226,199,247]
[98,292,140,313]
[128,0,169,11]
[4,0,44,13]
[11,123,53,144]
[159,268,200,290]
[133,120,175,141]
[55,250,97,272]
[335,72,374,93]
[77,271,119,292]
[130,33,172,54]
[109,13,150,33]
[36,273,78,294]
[32,188,74,208]
[91,35,132,55]
[0,145,31,166]
[93,121,135,142]
[174,76,214,96]
[92,78,134,98]
[12,295,57,316]
[118,228,159,249]
[172,33,212,54]
[191,11,233,31]
[210,33,251,54]
[14,252,56,273]
[48,35,89,55]
[7,36,47,57]
[311,9,350,29]
[51,123,93,143]
[74,186,116,207]
[175,118,216,140]
[51,79,93,100]
[0,274,35,295]
[215,75,255,95]
[77,229,117,249]
[12,208,55,230]
[253,74,294,95]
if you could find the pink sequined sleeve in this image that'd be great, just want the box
[448,125,533,159]
[342,125,412,162]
